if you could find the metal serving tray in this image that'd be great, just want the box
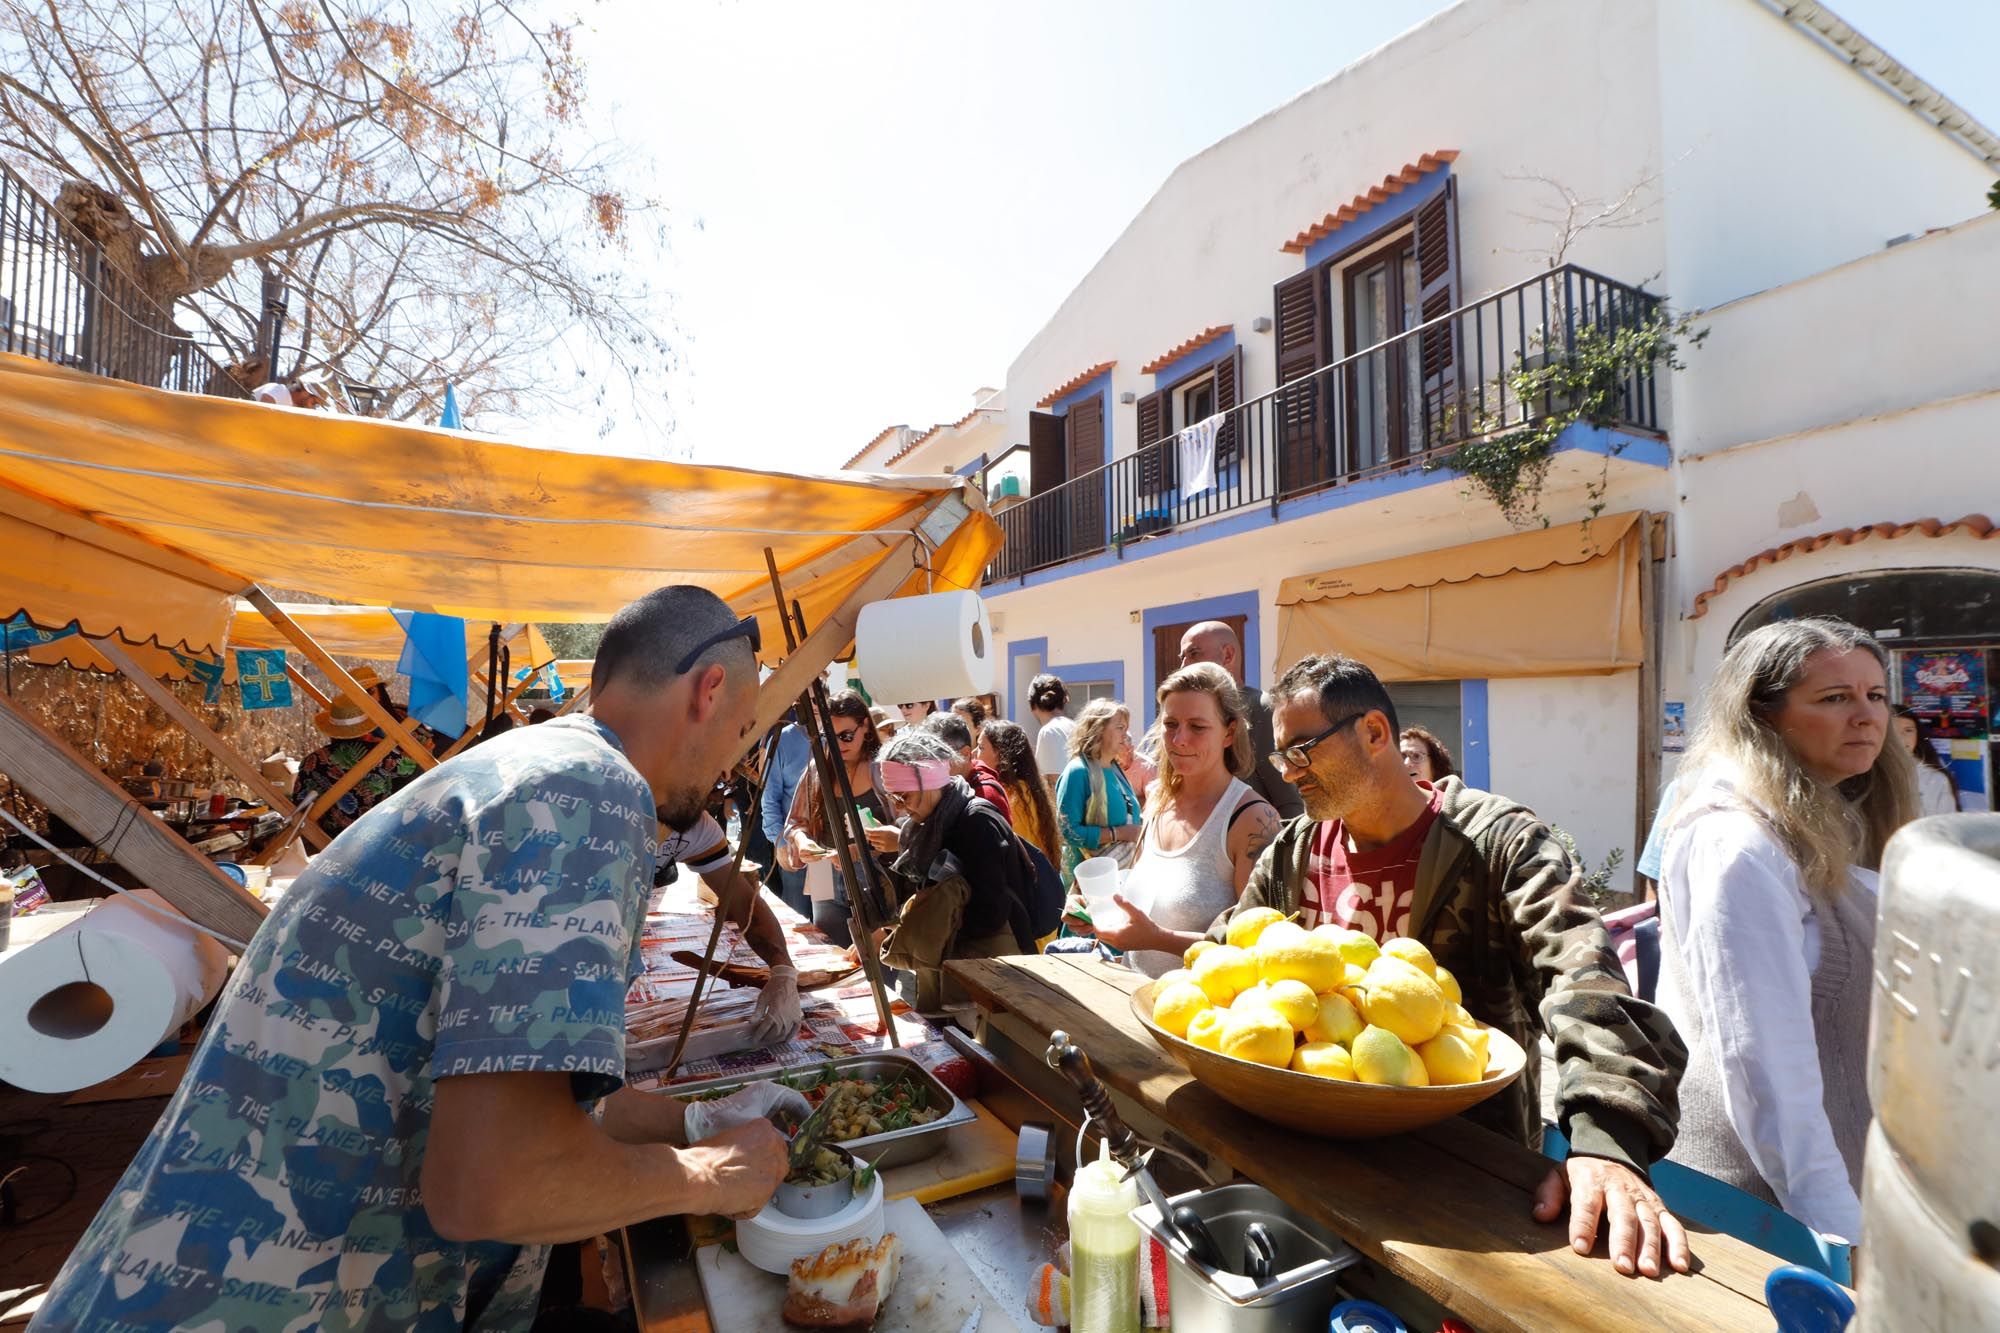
[664,1051,975,1167]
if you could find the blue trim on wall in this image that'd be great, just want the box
[1008,636,1048,723]
[1301,166,1450,269]
[1149,330,1238,389]
[954,453,987,478]
[1138,590,1261,729]
[1046,658,1126,702]
[1459,679,1490,790]
[997,423,1664,593]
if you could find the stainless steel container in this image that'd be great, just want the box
[1133,1183,1360,1333]
[665,1051,975,1167]
[775,1146,867,1219]
[1856,814,2000,1332]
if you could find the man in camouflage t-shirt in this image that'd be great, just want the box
[37,588,796,1331]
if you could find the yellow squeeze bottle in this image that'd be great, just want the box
[1068,1139,1140,1333]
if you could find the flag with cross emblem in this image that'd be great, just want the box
[234,649,293,710]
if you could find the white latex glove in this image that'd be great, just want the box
[748,964,802,1046]
[683,1079,812,1144]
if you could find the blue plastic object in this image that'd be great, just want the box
[1766,1264,1855,1333]
[213,861,248,886]
[1540,1127,1852,1285]
[1327,1299,1408,1333]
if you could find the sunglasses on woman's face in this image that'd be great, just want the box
[834,726,862,744]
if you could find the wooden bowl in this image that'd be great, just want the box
[1131,981,1527,1138]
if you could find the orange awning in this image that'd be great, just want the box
[1275,512,1644,681]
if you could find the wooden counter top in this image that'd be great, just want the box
[948,953,1780,1333]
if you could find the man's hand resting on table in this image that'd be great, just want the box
[1534,1156,1692,1278]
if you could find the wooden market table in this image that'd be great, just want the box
[948,953,1784,1333]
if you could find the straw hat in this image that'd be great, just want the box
[315,696,373,740]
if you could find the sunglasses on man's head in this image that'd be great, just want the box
[675,615,762,675]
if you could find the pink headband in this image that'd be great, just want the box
[879,759,952,793]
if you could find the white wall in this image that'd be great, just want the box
[1487,674,1642,875]
[1655,0,1995,314]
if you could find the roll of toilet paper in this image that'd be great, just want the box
[0,890,232,1093]
[854,590,992,707]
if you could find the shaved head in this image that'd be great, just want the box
[1179,620,1243,680]
[591,586,758,696]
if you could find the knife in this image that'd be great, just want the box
[786,1095,840,1171]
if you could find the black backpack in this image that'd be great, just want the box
[966,796,1066,940]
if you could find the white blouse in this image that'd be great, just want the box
[1914,763,1958,818]
[1657,777,1872,1241]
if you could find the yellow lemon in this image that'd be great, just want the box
[1304,990,1364,1046]
[1186,1008,1230,1052]
[1417,1027,1487,1085]
[1290,1041,1357,1081]
[1381,936,1437,979]
[1219,1007,1295,1068]
[1445,1001,1476,1028]
[1230,983,1272,1012]
[1357,956,1447,1045]
[1433,964,1462,1005]
[1150,981,1212,1038]
[1350,1024,1430,1087]
[1193,945,1257,1006]
[1441,1020,1491,1066]
[1183,939,1218,968]
[1262,979,1321,1032]
[1157,968,1198,990]
[1224,907,1288,951]
[1323,928,1381,969]
[1255,927,1345,992]
[1341,962,1370,989]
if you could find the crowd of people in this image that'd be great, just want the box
[49,588,1960,1331]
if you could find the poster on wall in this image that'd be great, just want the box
[1662,702,1687,753]
[1899,650,1990,739]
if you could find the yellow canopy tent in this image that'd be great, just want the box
[0,355,999,937]
[1274,512,1645,681]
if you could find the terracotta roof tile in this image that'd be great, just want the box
[1688,514,1998,619]
[1141,325,1233,376]
[1035,361,1116,410]
[1280,150,1459,255]
[843,423,906,470]
[885,404,997,465]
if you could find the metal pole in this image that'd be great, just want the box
[763,550,900,1045]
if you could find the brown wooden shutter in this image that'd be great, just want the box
[1413,178,1462,448]
[1027,410,1069,571]
[1273,268,1328,493]
[1134,389,1172,494]
[1065,396,1107,555]
[1213,346,1242,468]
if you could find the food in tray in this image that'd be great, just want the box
[788,1145,856,1187]
[677,1067,946,1142]
[1150,924,1494,1087]
[783,1234,903,1328]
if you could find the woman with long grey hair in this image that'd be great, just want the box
[1656,617,1917,1242]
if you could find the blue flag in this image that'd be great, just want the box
[1,613,79,651]
[439,383,463,430]
[393,610,469,738]
[233,649,291,710]
[513,660,567,703]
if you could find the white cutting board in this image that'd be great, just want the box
[697,1197,1020,1333]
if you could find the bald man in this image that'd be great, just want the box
[1179,620,1305,821]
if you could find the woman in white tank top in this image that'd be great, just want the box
[1061,663,1282,976]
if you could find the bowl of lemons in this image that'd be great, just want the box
[1132,909,1526,1138]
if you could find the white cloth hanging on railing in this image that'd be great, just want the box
[1176,412,1225,498]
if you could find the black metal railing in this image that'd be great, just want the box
[0,161,247,397]
[991,263,1662,581]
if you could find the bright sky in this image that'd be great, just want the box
[571,0,1999,472]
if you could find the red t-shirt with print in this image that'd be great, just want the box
[1301,784,1443,941]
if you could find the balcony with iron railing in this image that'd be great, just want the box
[0,160,248,398]
[989,264,1664,582]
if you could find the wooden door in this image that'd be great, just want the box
[1152,612,1251,699]
[1066,395,1106,556]
[1025,410,1068,574]
[1273,268,1328,496]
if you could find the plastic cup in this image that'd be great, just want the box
[1074,856,1124,931]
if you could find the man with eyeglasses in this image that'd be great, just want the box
[1212,652,1693,1282]
[39,587,807,1332]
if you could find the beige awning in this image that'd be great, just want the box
[1274,512,1644,681]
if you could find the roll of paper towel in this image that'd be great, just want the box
[0,890,232,1093]
[854,590,991,706]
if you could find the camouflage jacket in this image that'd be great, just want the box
[1211,777,1686,1176]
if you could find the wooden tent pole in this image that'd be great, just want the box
[0,690,267,941]
[285,664,332,710]
[245,589,438,771]
[90,637,330,853]
[439,671,541,761]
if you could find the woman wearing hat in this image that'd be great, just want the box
[293,667,425,836]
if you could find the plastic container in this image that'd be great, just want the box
[1069,1139,1140,1333]
[1073,857,1123,931]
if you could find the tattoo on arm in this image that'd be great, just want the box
[1240,804,1282,863]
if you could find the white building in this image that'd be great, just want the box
[845,0,2000,873]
